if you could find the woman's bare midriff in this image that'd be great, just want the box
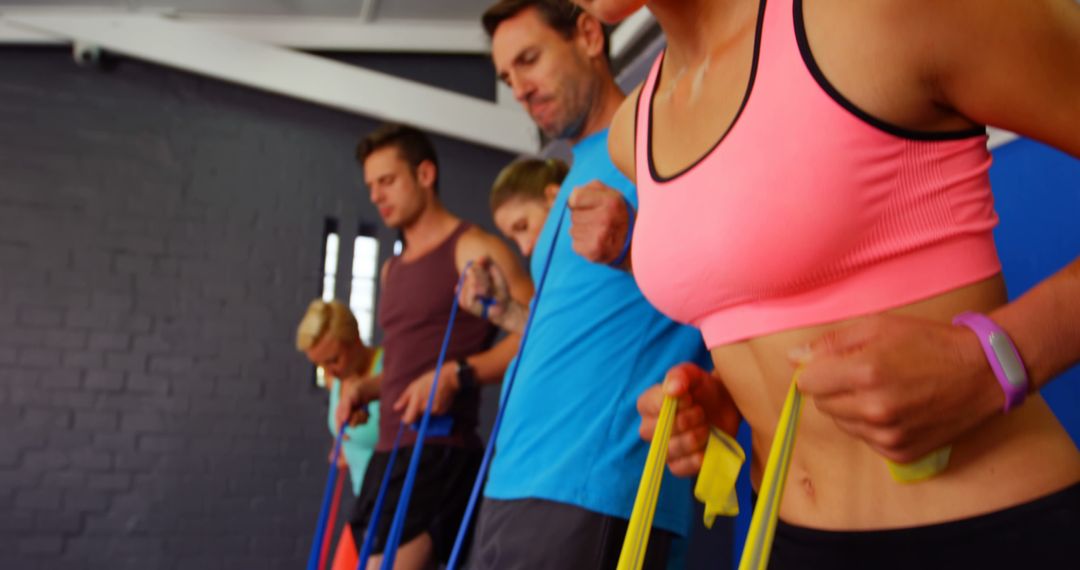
[711,275,1080,530]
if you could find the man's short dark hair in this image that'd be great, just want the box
[482,0,610,63]
[356,123,439,193]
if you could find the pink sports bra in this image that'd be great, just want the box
[631,0,1001,348]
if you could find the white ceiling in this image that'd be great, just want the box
[0,0,496,21]
[0,4,1018,153]
[0,1,626,154]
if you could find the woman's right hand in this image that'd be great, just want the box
[637,362,741,477]
[335,376,374,428]
[329,447,349,469]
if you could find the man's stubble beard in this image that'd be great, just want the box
[550,67,600,141]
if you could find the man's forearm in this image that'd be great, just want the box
[466,334,522,385]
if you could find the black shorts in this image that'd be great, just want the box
[768,482,1080,570]
[468,498,675,570]
[350,444,482,564]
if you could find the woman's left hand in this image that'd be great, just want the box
[792,314,1005,463]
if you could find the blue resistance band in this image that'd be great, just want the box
[354,410,452,567]
[355,421,406,570]
[307,423,347,570]
[446,207,568,569]
[378,261,475,570]
[479,296,496,321]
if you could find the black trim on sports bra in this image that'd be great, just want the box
[633,77,642,177]
[647,0,768,183]
[793,0,986,141]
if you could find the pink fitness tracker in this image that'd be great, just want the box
[952,312,1029,412]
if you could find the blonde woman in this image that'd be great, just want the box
[297,299,383,568]
[296,299,383,495]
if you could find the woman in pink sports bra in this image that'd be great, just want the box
[568,0,1080,566]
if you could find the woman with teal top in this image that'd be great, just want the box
[326,351,383,494]
[297,299,383,495]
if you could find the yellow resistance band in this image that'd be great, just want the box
[618,370,949,570]
[737,376,802,570]
[616,395,677,570]
[887,447,951,483]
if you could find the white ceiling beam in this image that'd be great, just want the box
[611,6,655,62]
[0,17,62,43]
[4,13,539,154]
[358,0,379,23]
[0,10,490,53]
[988,128,1019,150]
[495,81,516,107]
[196,16,488,53]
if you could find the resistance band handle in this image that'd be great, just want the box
[695,427,745,528]
[619,400,749,569]
[409,414,454,437]
[886,447,952,483]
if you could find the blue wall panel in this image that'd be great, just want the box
[990,138,1080,443]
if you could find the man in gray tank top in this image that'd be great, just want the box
[335,124,532,569]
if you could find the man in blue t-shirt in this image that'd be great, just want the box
[446,2,710,568]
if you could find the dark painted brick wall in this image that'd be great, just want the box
[0,47,515,570]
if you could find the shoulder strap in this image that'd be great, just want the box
[634,52,666,183]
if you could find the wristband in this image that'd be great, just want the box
[952,312,1029,412]
[455,357,476,394]
[609,196,635,268]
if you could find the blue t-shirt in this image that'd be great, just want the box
[484,130,710,535]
